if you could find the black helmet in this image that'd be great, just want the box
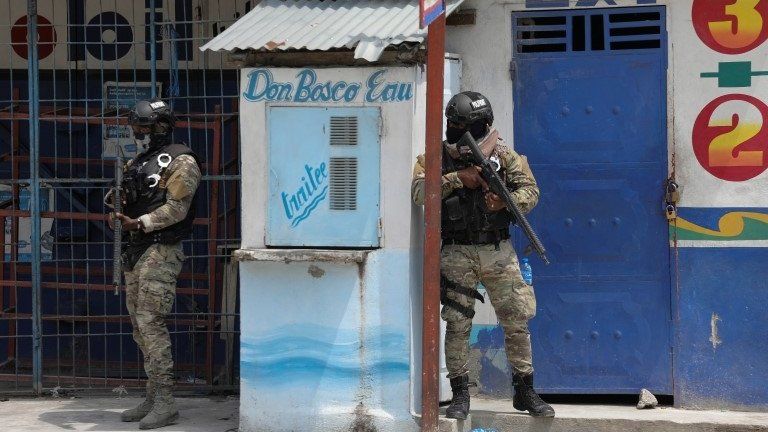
[445,91,494,126]
[128,98,175,128]
[128,98,175,146]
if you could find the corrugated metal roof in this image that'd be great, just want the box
[200,0,465,61]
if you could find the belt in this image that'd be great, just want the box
[442,229,510,246]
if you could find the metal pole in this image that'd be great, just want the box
[150,0,157,97]
[421,12,445,432]
[27,0,43,395]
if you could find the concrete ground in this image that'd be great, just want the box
[444,396,768,432]
[0,396,238,432]
[2,395,768,431]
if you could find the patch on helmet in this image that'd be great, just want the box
[149,101,166,109]
[471,99,487,109]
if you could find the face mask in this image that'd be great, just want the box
[134,133,151,148]
[469,121,488,140]
[446,126,465,144]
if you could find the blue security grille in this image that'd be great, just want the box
[0,0,245,395]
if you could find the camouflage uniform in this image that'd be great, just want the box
[124,154,201,391]
[412,139,540,378]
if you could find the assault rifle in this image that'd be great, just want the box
[112,146,124,295]
[458,130,550,265]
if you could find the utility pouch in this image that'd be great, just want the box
[445,196,463,221]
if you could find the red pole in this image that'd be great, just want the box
[421,12,445,432]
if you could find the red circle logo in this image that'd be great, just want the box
[11,15,57,60]
[693,94,768,182]
[692,0,768,54]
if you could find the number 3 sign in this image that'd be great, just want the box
[692,0,768,54]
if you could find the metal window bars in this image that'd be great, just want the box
[0,0,243,396]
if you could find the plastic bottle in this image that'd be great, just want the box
[521,258,533,285]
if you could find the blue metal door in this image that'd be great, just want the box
[512,7,671,393]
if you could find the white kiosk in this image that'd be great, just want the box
[234,65,433,432]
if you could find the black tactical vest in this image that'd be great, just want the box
[441,143,514,244]
[122,143,198,248]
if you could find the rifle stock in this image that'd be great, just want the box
[459,131,550,265]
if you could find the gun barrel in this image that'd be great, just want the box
[112,154,123,294]
[459,131,550,265]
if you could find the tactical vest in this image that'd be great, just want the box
[122,143,198,249]
[441,143,513,245]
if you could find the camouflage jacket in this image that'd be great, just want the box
[411,138,540,214]
[136,154,201,233]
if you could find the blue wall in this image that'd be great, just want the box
[675,247,768,410]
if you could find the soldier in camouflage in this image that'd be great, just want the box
[108,99,201,430]
[412,91,555,419]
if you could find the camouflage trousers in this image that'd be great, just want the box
[124,242,184,389]
[441,241,536,378]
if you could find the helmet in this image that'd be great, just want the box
[445,91,494,126]
[128,98,175,128]
[128,98,175,146]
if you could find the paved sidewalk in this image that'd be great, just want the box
[465,397,768,432]
[3,395,768,432]
[0,396,238,432]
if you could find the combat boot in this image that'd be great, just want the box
[445,374,470,420]
[139,387,179,429]
[120,381,156,422]
[513,373,555,417]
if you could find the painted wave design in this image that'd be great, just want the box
[242,335,406,363]
[242,357,410,383]
[241,327,410,386]
[290,186,328,228]
[242,324,407,345]
[671,211,768,241]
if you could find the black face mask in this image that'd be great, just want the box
[446,121,488,144]
[446,126,465,144]
[468,121,488,140]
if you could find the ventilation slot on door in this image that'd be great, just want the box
[329,157,357,211]
[608,12,662,50]
[514,8,664,55]
[330,116,358,146]
[515,16,567,53]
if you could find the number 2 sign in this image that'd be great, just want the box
[693,95,768,182]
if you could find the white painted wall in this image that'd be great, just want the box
[237,66,429,431]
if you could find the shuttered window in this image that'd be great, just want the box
[329,157,358,211]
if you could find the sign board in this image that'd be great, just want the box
[102,82,161,158]
[0,0,241,69]
[1,186,54,262]
[420,0,445,28]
